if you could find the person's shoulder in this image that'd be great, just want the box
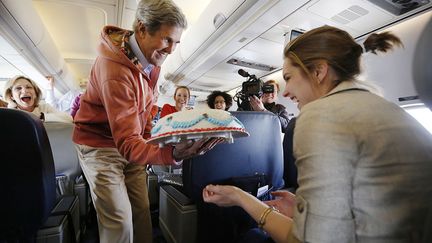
[0,99,8,107]
[38,102,58,112]
[93,36,138,85]
[93,65,139,94]
[96,57,135,78]
[275,103,286,109]
[161,104,175,113]
[160,104,176,118]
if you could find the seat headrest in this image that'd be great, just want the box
[0,108,56,239]
[45,122,81,180]
[183,111,284,200]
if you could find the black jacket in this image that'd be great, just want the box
[264,102,290,133]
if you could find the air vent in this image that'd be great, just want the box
[331,5,369,25]
[366,0,430,15]
[398,95,419,102]
[227,58,277,72]
[238,37,248,43]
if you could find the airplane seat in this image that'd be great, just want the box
[282,117,298,192]
[44,122,82,195]
[0,108,57,241]
[413,18,432,243]
[159,111,284,243]
[147,164,176,211]
[44,122,91,231]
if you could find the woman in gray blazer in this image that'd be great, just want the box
[202,25,432,243]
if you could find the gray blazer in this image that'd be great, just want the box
[292,81,432,242]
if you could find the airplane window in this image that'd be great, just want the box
[402,103,432,135]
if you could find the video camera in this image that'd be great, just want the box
[235,69,274,111]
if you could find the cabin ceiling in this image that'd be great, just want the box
[174,0,431,101]
[31,0,211,87]
[1,0,429,103]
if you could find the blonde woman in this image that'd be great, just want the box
[203,26,432,243]
[3,75,72,123]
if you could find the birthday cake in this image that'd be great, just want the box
[147,109,249,147]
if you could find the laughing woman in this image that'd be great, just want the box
[160,85,191,118]
[3,75,72,123]
[203,26,432,243]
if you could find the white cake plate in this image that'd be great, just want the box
[146,129,249,148]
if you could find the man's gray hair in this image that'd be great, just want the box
[133,0,187,34]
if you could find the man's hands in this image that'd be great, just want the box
[172,137,224,161]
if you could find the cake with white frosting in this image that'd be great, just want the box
[147,109,249,147]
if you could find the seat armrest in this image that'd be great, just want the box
[161,185,194,206]
[159,185,197,243]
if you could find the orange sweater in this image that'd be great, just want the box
[144,105,160,139]
[73,26,175,165]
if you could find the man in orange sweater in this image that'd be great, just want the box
[73,1,220,242]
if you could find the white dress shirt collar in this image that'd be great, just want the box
[130,33,154,76]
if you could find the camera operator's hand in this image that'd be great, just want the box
[249,95,266,112]
[173,137,224,161]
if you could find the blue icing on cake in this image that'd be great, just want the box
[151,124,162,134]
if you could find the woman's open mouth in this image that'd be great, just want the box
[21,96,32,103]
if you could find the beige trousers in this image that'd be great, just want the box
[75,144,152,243]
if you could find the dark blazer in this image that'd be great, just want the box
[283,117,298,191]
[264,102,290,133]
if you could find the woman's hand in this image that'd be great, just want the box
[264,190,296,218]
[172,137,224,161]
[202,184,244,207]
[46,76,54,90]
[249,95,266,111]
